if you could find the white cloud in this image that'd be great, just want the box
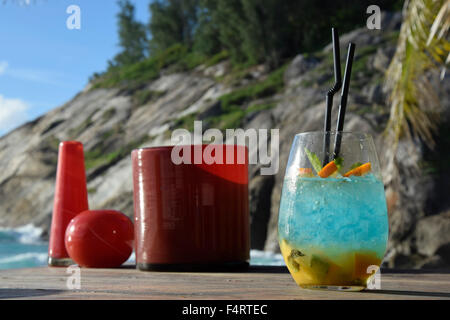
[0,94,30,135]
[0,61,8,75]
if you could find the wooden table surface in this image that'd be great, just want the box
[0,266,449,300]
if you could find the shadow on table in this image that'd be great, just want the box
[248,265,289,273]
[0,288,63,299]
[128,263,289,273]
[363,289,450,298]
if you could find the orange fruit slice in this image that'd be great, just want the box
[318,161,338,178]
[343,162,371,177]
[299,168,314,177]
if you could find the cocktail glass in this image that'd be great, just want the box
[278,131,388,291]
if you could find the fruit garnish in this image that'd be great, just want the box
[280,240,306,273]
[317,157,344,178]
[334,157,343,171]
[291,249,305,258]
[287,255,300,272]
[343,162,371,177]
[324,261,343,284]
[298,168,314,177]
[349,161,363,170]
[304,148,322,174]
[353,251,381,280]
[309,255,330,280]
[318,161,338,178]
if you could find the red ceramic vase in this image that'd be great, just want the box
[48,141,89,266]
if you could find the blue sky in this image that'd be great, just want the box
[0,0,150,136]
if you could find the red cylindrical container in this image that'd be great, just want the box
[131,144,249,271]
[48,141,89,266]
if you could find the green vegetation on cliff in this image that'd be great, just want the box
[91,0,403,89]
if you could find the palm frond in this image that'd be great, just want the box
[384,0,449,178]
[427,0,450,43]
[427,0,450,77]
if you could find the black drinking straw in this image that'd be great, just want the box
[333,42,356,159]
[322,28,342,166]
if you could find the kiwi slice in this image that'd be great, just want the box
[287,256,300,272]
[310,255,330,279]
[290,249,305,258]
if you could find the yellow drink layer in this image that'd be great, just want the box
[279,239,381,288]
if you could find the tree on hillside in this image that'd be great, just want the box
[192,0,222,55]
[98,0,403,75]
[240,0,295,67]
[111,0,148,67]
[148,0,198,54]
[192,0,404,68]
[213,0,247,63]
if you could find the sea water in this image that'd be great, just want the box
[0,225,48,269]
[0,225,284,269]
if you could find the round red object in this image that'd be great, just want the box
[65,210,134,268]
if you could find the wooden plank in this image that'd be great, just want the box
[0,266,449,300]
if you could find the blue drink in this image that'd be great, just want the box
[278,132,389,290]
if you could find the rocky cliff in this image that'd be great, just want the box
[1,12,449,268]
